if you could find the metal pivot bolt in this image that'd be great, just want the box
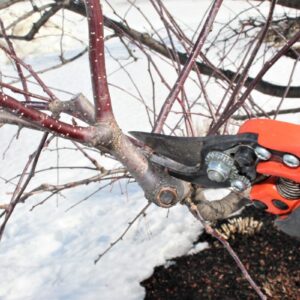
[207,160,231,182]
[282,154,300,168]
[156,187,178,208]
[254,146,271,161]
[206,151,234,183]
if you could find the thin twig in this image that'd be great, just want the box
[0,19,30,102]
[153,0,224,133]
[94,202,151,264]
[0,132,49,239]
[211,24,300,132]
[185,198,267,300]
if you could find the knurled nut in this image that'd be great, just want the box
[231,174,251,188]
[205,151,234,166]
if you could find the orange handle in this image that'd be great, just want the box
[239,119,300,215]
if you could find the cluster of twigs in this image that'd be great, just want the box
[0,0,300,299]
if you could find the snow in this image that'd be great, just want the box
[0,1,211,299]
[0,1,299,299]
[0,186,202,300]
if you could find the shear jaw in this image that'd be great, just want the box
[130,131,258,191]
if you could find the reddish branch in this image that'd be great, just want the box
[2,1,300,99]
[210,0,277,133]
[0,82,51,102]
[82,0,190,207]
[85,0,114,122]
[211,29,300,133]
[0,0,190,210]
[63,1,300,99]
[0,20,30,102]
[0,133,49,239]
[0,92,92,141]
[152,0,224,133]
[0,2,276,297]
[186,198,267,300]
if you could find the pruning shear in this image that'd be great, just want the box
[131,119,300,240]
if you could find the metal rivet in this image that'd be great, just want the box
[282,154,300,168]
[254,146,271,161]
[231,179,247,192]
[156,187,178,208]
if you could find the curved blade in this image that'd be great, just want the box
[130,131,204,166]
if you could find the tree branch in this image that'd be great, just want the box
[152,0,224,133]
[49,93,95,124]
[209,0,277,132]
[0,3,62,41]
[185,197,267,300]
[79,0,191,207]
[0,132,49,239]
[62,1,300,99]
[0,0,24,9]
[85,0,114,122]
[192,187,251,221]
[0,92,93,141]
[0,109,40,129]
[211,29,300,132]
[2,1,300,99]
[256,0,300,10]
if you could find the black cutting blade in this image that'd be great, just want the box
[130,131,258,187]
[130,131,204,166]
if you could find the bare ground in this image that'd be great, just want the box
[141,206,300,299]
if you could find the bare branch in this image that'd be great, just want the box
[185,198,267,300]
[0,109,40,129]
[0,92,93,141]
[255,0,300,10]
[0,132,49,239]
[49,93,95,124]
[94,202,151,264]
[0,3,62,41]
[211,29,300,132]
[153,0,224,133]
[62,1,300,98]
[210,0,277,132]
[85,0,114,122]
[0,0,24,9]
[0,19,30,102]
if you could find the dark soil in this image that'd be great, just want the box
[141,207,300,300]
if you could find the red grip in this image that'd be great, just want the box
[239,119,300,215]
[239,119,300,157]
